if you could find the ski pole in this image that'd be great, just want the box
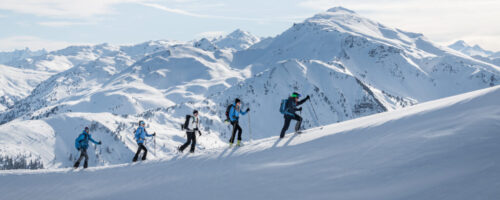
[308,99,320,126]
[248,111,252,143]
[154,132,156,156]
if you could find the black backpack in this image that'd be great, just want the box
[225,104,234,121]
[181,115,192,130]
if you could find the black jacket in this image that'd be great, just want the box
[285,97,307,116]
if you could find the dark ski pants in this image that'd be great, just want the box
[74,148,89,168]
[229,121,242,143]
[280,114,302,138]
[133,143,148,162]
[179,131,196,152]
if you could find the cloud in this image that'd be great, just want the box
[195,31,225,39]
[0,0,142,18]
[0,36,82,51]
[139,2,297,22]
[37,21,93,27]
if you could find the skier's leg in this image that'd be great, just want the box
[83,149,89,168]
[179,132,192,152]
[190,133,196,153]
[74,149,84,168]
[133,144,142,162]
[141,144,148,160]
[236,122,243,141]
[229,122,237,144]
[280,116,292,138]
[294,114,303,132]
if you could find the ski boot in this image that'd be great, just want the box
[83,161,88,169]
[73,162,80,169]
[236,140,242,147]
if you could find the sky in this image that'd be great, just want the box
[0,0,499,52]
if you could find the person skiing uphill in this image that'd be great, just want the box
[280,92,310,138]
[178,110,201,153]
[228,98,250,147]
[133,120,156,162]
[74,127,102,169]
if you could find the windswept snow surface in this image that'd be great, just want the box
[1,86,499,200]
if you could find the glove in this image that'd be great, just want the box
[98,141,102,145]
[246,108,250,112]
[298,107,303,111]
[306,95,310,100]
[153,133,156,136]
[77,148,81,151]
[198,131,202,136]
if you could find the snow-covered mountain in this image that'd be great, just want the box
[0,65,52,112]
[448,40,500,66]
[223,7,499,137]
[213,29,260,51]
[193,29,260,52]
[0,7,499,170]
[1,85,499,200]
[448,40,495,57]
[0,48,47,65]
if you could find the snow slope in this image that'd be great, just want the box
[1,85,499,200]
[0,65,52,112]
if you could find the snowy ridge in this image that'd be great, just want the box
[1,85,499,199]
[448,40,495,57]
[448,40,500,67]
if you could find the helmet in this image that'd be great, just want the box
[139,120,145,125]
[235,98,241,103]
[193,110,199,115]
[84,127,89,132]
[291,92,301,98]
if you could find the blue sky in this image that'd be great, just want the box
[1,0,499,51]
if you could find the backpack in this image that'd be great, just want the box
[225,104,234,121]
[74,133,87,150]
[279,99,288,114]
[181,115,192,130]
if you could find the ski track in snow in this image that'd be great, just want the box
[1,86,499,200]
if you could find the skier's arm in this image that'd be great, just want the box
[89,135,100,145]
[240,109,248,115]
[144,128,153,137]
[297,98,308,106]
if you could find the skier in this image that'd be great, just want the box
[280,92,310,138]
[133,120,156,162]
[73,127,102,169]
[228,98,250,147]
[178,110,201,153]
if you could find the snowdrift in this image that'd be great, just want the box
[1,86,499,200]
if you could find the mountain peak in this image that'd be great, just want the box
[213,29,260,51]
[449,40,469,49]
[228,29,249,37]
[448,40,493,57]
[326,6,356,14]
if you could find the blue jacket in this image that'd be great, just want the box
[75,131,99,150]
[229,103,247,122]
[135,126,153,144]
